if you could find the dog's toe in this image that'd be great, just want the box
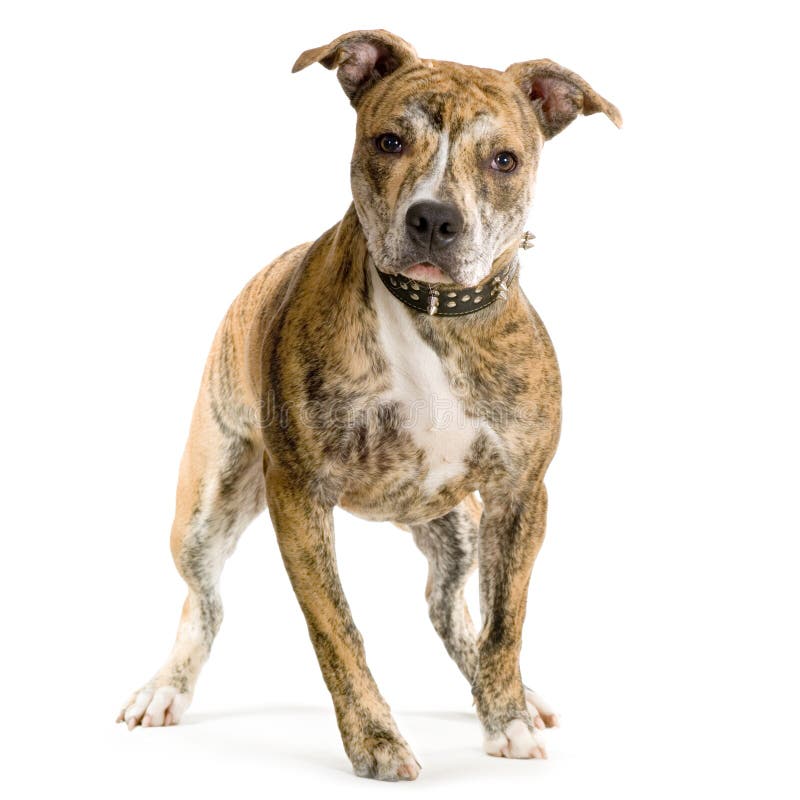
[525,687,559,729]
[350,735,421,781]
[484,718,547,759]
[117,684,191,730]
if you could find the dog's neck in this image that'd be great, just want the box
[373,258,519,317]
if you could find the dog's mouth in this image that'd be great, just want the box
[400,262,452,284]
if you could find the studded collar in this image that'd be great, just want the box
[375,260,518,316]
[373,231,534,317]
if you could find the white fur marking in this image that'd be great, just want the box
[371,266,487,493]
[121,684,192,729]
[407,131,450,206]
[483,719,547,759]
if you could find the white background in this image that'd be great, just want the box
[1,1,798,797]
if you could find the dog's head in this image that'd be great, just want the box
[294,30,621,287]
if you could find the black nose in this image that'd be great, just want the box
[405,200,463,250]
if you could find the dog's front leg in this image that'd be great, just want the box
[265,467,420,781]
[474,480,550,759]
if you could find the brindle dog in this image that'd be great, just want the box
[117,29,621,780]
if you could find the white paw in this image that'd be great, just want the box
[483,718,547,759]
[525,688,559,730]
[116,685,192,730]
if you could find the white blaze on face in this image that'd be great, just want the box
[405,131,450,208]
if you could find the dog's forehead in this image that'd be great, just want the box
[360,60,530,135]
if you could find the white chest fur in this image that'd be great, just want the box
[370,268,486,493]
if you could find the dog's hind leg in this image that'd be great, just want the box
[410,495,481,682]
[117,334,265,730]
[410,494,558,729]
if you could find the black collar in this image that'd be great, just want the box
[375,258,519,317]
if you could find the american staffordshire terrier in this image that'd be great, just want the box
[117,29,621,780]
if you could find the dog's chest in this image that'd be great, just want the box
[370,273,485,495]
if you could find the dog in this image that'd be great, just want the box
[117,29,621,780]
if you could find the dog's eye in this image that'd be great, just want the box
[491,151,517,172]
[376,133,403,154]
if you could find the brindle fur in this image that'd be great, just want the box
[118,29,620,780]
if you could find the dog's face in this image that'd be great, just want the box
[349,63,539,287]
[294,30,621,287]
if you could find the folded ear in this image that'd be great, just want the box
[505,59,622,140]
[292,29,418,106]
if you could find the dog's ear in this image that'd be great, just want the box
[505,59,622,140]
[292,29,418,106]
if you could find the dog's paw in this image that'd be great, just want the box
[524,687,559,730]
[349,734,421,781]
[116,683,192,730]
[483,718,547,759]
